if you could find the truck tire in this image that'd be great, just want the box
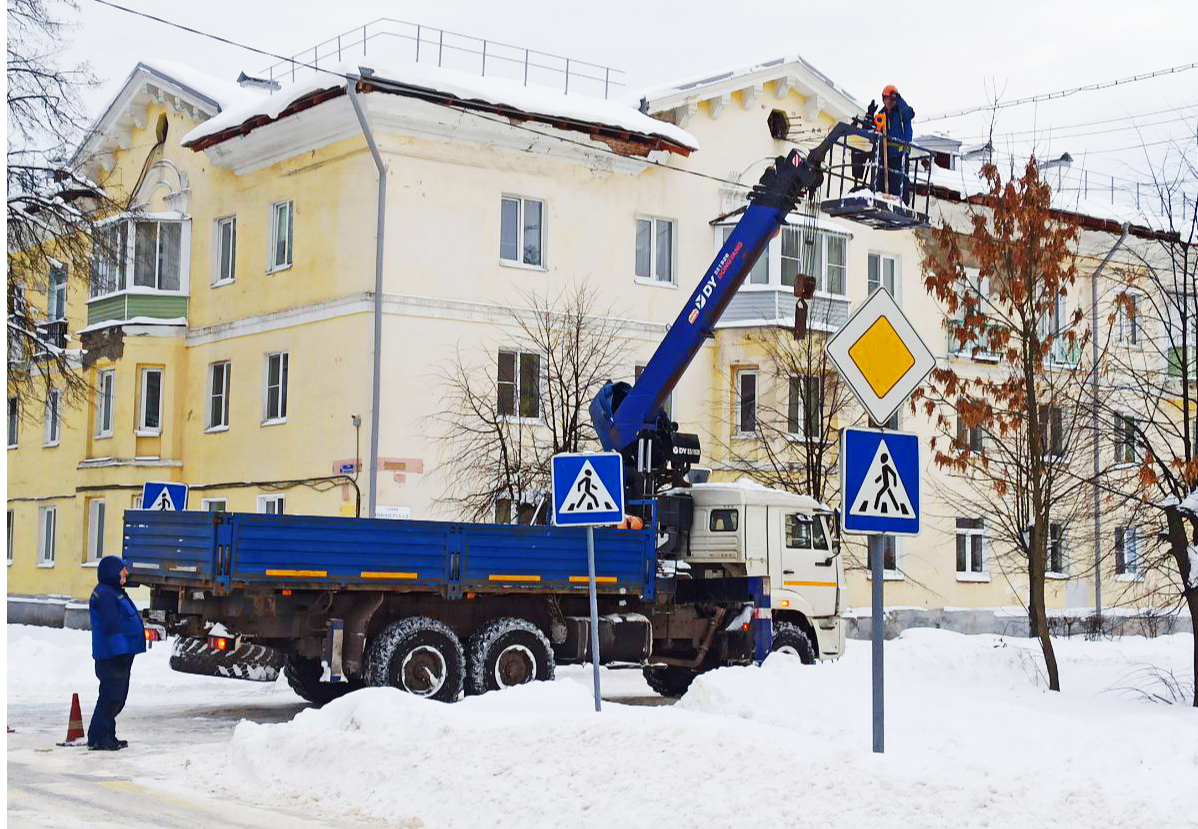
[364,617,464,703]
[642,665,700,698]
[466,617,555,696]
[169,636,282,682]
[772,621,817,664]
[282,656,362,706]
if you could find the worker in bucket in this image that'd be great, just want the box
[874,84,915,201]
[87,556,146,751]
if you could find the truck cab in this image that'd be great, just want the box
[672,482,846,661]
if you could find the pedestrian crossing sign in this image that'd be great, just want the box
[840,428,920,535]
[141,481,189,512]
[551,452,625,527]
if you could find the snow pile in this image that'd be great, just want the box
[181,57,698,151]
[186,629,1198,829]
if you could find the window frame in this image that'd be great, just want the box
[771,226,848,295]
[214,215,237,285]
[47,263,68,321]
[87,498,106,563]
[866,535,902,579]
[44,387,61,447]
[1114,525,1141,580]
[499,194,546,269]
[201,498,228,512]
[735,368,758,435]
[37,505,56,567]
[867,251,900,299]
[262,351,289,425]
[94,369,115,439]
[1047,522,1067,577]
[709,509,739,533]
[955,517,989,581]
[132,218,184,291]
[1116,292,1141,345]
[1114,413,1140,465]
[635,215,677,285]
[267,200,294,273]
[8,396,18,448]
[207,361,231,432]
[497,349,542,422]
[138,367,164,435]
[257,494,284,515]
[787,374,823,439]
[6,509,13,565]
[88,214,191,301]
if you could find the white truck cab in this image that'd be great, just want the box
[675,481,846,661]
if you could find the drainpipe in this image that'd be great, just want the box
[1091,222,1129,621]
[347,74,386,518]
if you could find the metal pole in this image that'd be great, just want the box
[415,25,421,63]
[524,49,529,86]
[605,67,610,99]
[565,58,570,94]
[481,40,487,76]
[586,526,602,712]
[872,534,884,753]
[438,30,444,67]
[347,78,387,520]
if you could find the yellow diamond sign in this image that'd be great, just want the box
[847,316,916,398]
[825,288,935,425]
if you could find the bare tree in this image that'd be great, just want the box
[915,159,1096,691]
[433,283,632,523]
[7,0,126,416]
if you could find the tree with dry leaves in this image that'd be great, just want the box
[433,283,632,523]
[914,159,1099,692]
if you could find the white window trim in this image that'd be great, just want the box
[723,225,849,297]
[734,368,758,437]
[267,200,294,274]
[43,388,61,447]
[262,352,289,425]
[87,499,106,563]
[498,194,547,270]
[955,518,990,581]
[207,361,231,431]
[201,498,228,512]
[138,367,163,435]
[1114,526,1143,581]
[634,215,678,286]
[213,215,237,286]
[37,506,56,567]
[867,251,901,301]
[89,213,192,301]
[94,370,115,439]
[1046,523,1068,578]
[786,374,823,439]
[864,536,904,579]
[257,494,284,514]
[8,397,18,449]
[497,349,545,424]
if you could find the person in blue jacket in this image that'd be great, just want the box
[876,84,915,200]
[88,556,145,751]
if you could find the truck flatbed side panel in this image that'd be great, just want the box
[123,510,220,584]
[459,524,654,598]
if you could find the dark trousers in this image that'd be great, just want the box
[88,654,133,747]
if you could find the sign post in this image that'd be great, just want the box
[551,451,625,713]
[826,288,932,755]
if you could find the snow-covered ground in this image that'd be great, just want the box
[7,624,1197,829]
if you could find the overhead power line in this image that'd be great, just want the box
[924,61,1198,123]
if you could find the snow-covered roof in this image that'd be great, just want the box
[181,58,697,154]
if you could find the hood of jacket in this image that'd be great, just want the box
[97,555,126,588]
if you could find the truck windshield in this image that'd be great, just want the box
[786,514,830,550]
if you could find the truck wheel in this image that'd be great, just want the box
[772,621,817,664]
[364,617,464,703]
[642,666,699,698]
[466,618,555,695]
[169,636,283,682]
[282,655,362,706]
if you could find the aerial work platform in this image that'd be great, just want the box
[816,124,933,230]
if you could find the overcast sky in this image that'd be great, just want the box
[63,0,1197,199]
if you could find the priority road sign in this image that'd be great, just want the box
[825,288,935,426]
[839,427,920,535]
[551,452,625,527]
[142,481,189,512]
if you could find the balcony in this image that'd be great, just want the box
[86,289,188,329]
[717,289,849,332]
[33,319,68,355]
[947,320,1080,366]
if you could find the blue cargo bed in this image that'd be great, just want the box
[123,510,655,599]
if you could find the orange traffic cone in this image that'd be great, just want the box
[56,693,87,747]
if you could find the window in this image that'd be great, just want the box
[37,506,55,566]
[1114,414,1139,464]
[785,514,829,549]
[133,220,182,290]
[263,352,289,423]
[499,196,543,267]
[139,368,163,433]
[269,201,293,270]
[6,509,13,565]
[257,494,284,515]
[44,388,61,446]
[956,404,984,452]
[781,228,846,293]
[497,351,540,419]
[87,499,106,563]
[495,498,539,525]
[1037,404,1064,458]
[90,223,128,297]
[956,517,986,576]
[215,216,237,284]
[1117,293,1140,344]
[95,370,114,438]
[1115,526,1140,577]
[636,217,676,283]
[1048,523,1066,575]
[873,410,901,430]
[787,375,822,438]
[722,226,769,285]
[867,535,898,574]
[634,365,672,422]
[201,498,227,512]
[709,509,739,532]
[868,253,897,297]
[8,397,18,448]
[47,264,67,320]
[736,370,757,434]
[208,362,231,430]
[132,494,143,510]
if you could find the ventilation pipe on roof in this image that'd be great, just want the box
[346,74,387,519]
[236,71,281,92]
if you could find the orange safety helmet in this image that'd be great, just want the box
[882,84,899,98]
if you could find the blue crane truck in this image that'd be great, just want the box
[126,122,893,703]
